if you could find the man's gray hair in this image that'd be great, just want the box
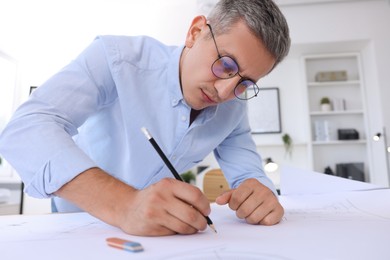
[207,0,291,69]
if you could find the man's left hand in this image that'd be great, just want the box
[215,178,284,225]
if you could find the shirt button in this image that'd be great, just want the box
[172,155,177,160]
[181,116,187,121]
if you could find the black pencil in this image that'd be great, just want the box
[141,127,217,233]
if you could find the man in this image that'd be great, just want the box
[0,0,290,236]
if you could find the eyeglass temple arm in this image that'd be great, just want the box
[206,23,222,59]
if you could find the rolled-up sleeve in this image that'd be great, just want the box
[0,37,117,198]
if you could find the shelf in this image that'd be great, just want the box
[312,140,366,145]
[310,110,364,116]
[308,80,360,87]
[256,142,307,147]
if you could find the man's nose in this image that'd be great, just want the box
[214,76,239,100]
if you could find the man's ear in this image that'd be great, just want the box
[185,15,208,48]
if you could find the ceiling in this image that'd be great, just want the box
[197,0,381,10]
[275,0,379,6]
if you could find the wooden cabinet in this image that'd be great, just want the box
[303,53,371,181]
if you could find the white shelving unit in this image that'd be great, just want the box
[303,53,371,182]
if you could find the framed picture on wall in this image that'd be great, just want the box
[247,87,282,134]
[29,86,38,95]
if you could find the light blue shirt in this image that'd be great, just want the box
[0,35,276,212]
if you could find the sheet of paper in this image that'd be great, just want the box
[280,166,384,195]
[1,190,390,260]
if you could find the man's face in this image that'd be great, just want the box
[180,17,276,111]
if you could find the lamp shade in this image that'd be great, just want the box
[264,158,278,172]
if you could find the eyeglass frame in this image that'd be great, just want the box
[206,23,260,100]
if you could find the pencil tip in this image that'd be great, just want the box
[209,224,217,233]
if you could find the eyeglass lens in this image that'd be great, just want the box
[212,56,239,78]
[212,57,259,100]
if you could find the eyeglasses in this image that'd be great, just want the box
[207,24,260,100]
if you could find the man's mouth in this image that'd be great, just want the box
[201,89,217,104]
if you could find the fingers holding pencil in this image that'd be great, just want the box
[157,179,211,233]
[128,178,211,235]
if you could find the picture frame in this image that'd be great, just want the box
[247,87,282,134]
[29,86,38,95]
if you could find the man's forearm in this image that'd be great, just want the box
[55,167,135,228]
[55,167,211,236]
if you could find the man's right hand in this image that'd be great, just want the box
[55,168,211,236]
[121,178,210,236]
